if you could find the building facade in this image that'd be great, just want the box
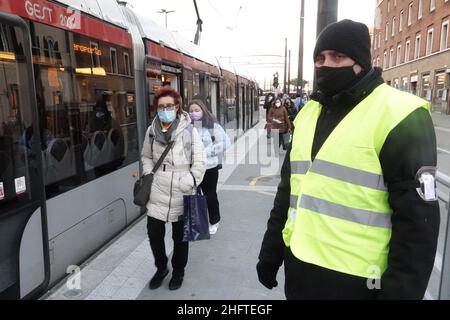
[372,0,450,113]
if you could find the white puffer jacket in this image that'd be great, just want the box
[141,112,206,222]
[196,123,231,170]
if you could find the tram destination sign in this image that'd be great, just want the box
[0,0,132,48]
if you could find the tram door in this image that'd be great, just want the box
[0,12,48,299]
[241,86,245,132]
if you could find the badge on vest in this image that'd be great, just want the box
[416,166,438,202]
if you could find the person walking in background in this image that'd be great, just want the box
[267,97,292,150]
[257,19,439,300]
[284,96,298,125]
[293,93,302,112]
[264,93,275,138]
[141,87,206,291]
[188,99,231,235]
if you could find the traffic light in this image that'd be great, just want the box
[273,72,279,88]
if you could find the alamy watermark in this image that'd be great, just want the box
[366,265,382,290]
[195,125,284,176]
[64,7,81,30]
[66,265,81,291]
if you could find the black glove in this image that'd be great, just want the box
[256,260,279,289]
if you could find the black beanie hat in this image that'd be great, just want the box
[313,19,372,70]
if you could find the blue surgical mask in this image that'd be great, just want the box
[158,110,176,123]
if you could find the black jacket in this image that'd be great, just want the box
[258,67,440,299]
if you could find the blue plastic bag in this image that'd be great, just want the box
[182,185,210,242]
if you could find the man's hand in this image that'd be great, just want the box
[256,260,279,289]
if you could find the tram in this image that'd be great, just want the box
[0,0,259,299]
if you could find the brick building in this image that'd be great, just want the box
[372,0,450,113]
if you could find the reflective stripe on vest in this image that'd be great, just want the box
[300,194,392,228]
[285,83,429,278]
[310,159,387,191]
[289,194,391,228]
[291,161,311,175]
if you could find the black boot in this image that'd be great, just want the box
[169,273,184,290]
[149,268,169,289]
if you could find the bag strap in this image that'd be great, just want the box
[151,141,174,175]
[190,171,202,195]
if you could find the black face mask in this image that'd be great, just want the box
[315,65,359,96]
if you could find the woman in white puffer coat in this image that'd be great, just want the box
[141,87,206,291]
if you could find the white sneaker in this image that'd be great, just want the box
[209,222,219,235]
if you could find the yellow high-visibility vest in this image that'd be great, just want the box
[284,83,430,278]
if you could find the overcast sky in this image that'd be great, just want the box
[127,0,376,88]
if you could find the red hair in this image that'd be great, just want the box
[153,87,182,115]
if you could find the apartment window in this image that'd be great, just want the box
[392,17,396,37]
[389,48,394,67]
[388,0,391,13]
[386,22,389,40]
[418,0,423,19]
[430,0,436,12]
[426,28,434,55]
[415,34,421,59]
[405,39,411,62]
[378,32,381,48]
[397,44,402,65]
[124,52,131,76]
[408,2,413,26]
[90,42,101,68]
[399,10,404,32]
[110,47,118,73]
[376,57,380,67]
[383,50,387,69]
[441,20,449,50]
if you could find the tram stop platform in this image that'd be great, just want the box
[43,113,287,300]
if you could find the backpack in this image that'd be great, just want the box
[286,105,298,120]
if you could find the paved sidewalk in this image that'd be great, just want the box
[45,112,286,300]
[432,111,450,129]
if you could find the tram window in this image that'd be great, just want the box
[27,22,138,198]
[146,58,161,122]
[0,24,9,51]
[183,68,193,108]
[193,73,200,96]
[110,48,118,74]
[90,42,101,68]
[0,24,37,208]
[124,53,130,76]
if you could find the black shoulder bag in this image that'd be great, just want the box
[133,140,174,207]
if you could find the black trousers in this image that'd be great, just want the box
[284,247,377,300]
[147,216,188,276]
[199,166,220,225]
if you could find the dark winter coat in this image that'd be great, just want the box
[267,106,292,134]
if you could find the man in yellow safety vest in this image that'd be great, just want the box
[257,19,440,300]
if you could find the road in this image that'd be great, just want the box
[427,112,450,299]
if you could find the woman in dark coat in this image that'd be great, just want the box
[267,97,292,150]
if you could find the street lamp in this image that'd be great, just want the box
[157,9,176,28]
